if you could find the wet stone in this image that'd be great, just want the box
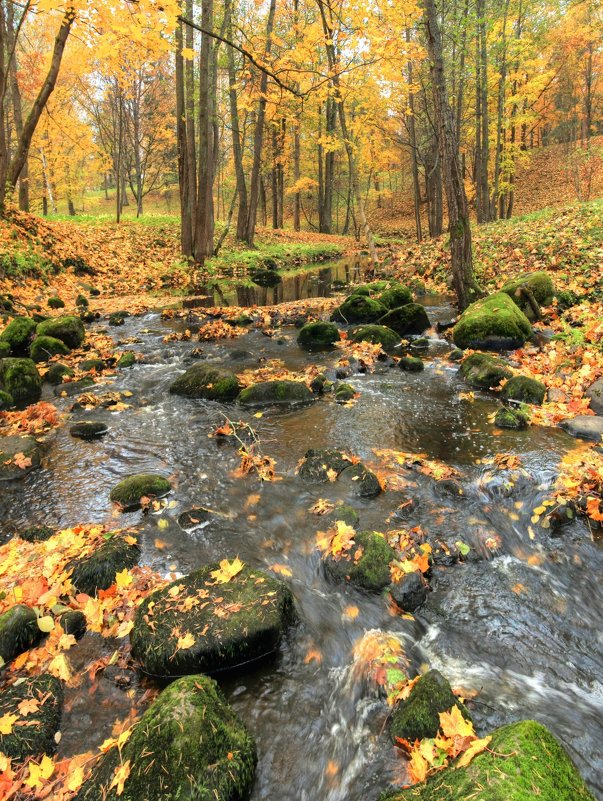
[390,571,428,612]
[324,530,394,593]
[561,415,603,442]
[66,533,140,596]
[70,421,109,440]
[0,674,63,761]
[0,605,43,665]
[177,506,214,530]
[298,449,352,482]
[110,473,172,510]
[0,435,41,480]
[339,463,382,498]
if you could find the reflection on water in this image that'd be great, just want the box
[0,296,601,800]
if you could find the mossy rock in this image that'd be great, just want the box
[350,325,400,352]
[44,363,74,385]
[335,382,356,402]
[339,462,382,498]
[298,448,351,482]
[29,335,70,363]
[47,296,65,309]
[381,720,595,801]
[110,473,172,510]
[75,294,89,308]
[453,292,532,351]
[0,341,11,358]
[238,380,314,408]
[0,389,13,409]
[460,353,512,389]
[351,281,389,296]
[390,571,428,612]
[0,605,42,665]
[130,565,294,677]
[379,303,430,336]
[116,351,136,368]
[379,285,413,310]
[331,294,387,324]
[72,675,257,801]
[502,375,546,405]
[0,435,41,480]
[0,317,37,355]
[59,609,87,639]
[70,420,109,440]
[494,406,530,429]
[53,377,94,396]
[0,357,42,403]
[19,525,56,542]
[66,533,140,596]
[502,270,555,318]
[324,530,394,592]
[390,669,470,743]
[79,358,106,372]
[36,315,85,349]
[108,314,125,326]
[169,364,241,401]
[297,321,340,350]
[399,356,424,372]
[0,675,63,761]
[326,504,360,529]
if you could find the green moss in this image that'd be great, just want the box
[351,281,389,295]
[0,389,13,409]
[494,406,530,429]
[0,358,42,403]
[79,358,105,372]
[502,271,555,311]
[19,525,56,542]
[29,335,70,363]
[324,530,394,592]
[335,382,356,402]
[331,294,387,324]
[36,315,85,349]
[47,296,65,309]
[44,363,74,385]
[298,449,351,482]
[379,303,430,336]
[75,294,89,307]
[0,341,11,358]
[326,504,360,528]
[73,675,257,801]
[399,356,424,372]
[238,380,314,408]
[0,316,37,355]
[453,292,532,350]
[130,565,294,677]
[170,364,241,401]
[460,353,512,389]
[381,720,595,801]
[0,605,42,665]
[350,325,400,351]
[110,473,172,510]
[66,533,140,596]
[108,314,125,326]
[116,351,136,368]
[297,321,340,349]
[0,675,63,761]
[379,285,413,310]
[339,462,382,497]
[501,375,546,405]
[390,670,470,743]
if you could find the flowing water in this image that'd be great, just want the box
[1,268,602,800]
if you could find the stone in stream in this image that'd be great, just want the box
[297,321,340,350]
[79,357,106,372]
[560,415,603,443]
[36,315,85,349]
[0,435,41,480]
[379,303,430,336]
[169,363,241,401]
[70,421,109,440]
[502,375,546,405]
[29,335,70,363]
[0,316,37,356]
[494,405,530,429]
[116,351,136,368]
[0,605,43,665]
[585,377,603,415]
[339,463,382,498]
[130,565,294,677]
[19,525,56,542]
[298,448,352,482]
[335,382,356,402]
[66,533,140,596]
[0,357,42,403]
[326,504,360,529]
[110,473,172,510]
[53,377,95,396]
[378,285,413,310]
[44,362,74,386]
[453,292,532,351]
[0,675,63,761]
[399,355,424,372]
[72,675,257,801]
[502,270,555,319]
[177,506,214,530]
[331,294,387,324]
[238,379,314,408]
[59,609,87,639]
[350,324,400,352]
[381,720,595,801]
[0,389,13,409]
[460,352,512,389]
[323,530,394,593]
[390,669,471,743]
[390,571,428,612]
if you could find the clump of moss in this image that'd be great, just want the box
[0,316,37,355]
[0,358,42,403]
[36,315,85,349]
[379,285,413,310]
[460,352,512,389]
[453,292,532,350]
[501,375,546,405]
[297,321,340,350]
[66,533,140,595]
[19,525,56,542]
[238,380,314,408]
[379,303,430,336]
[326,504,360,529]
[44,363,74,385]
[0,389,13,409]
[494,405,530,429]
[0,675,63,761]
[29,335,70,363]
[335,383,356,402]
[110,473,172,510]
[324,530,395,592]
[350,324,400,351]
[116,351,136,368]
[47,296,65,310]
[170,364,241,401]
[502,270,554,318]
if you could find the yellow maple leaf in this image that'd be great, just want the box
[24,754,55,788]
[115,569,133,589]
[407,748,428,784]
[210,557,244,584]
[109,759,131,796]
[455,735,492,768]
[439,705,475,740]
[65,765,85,793]
[48,652,73,682]
[0,712,18,734]
[176,632,196,650]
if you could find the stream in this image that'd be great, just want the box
[1,263,601,801]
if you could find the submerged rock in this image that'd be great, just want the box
[335,382,356,402]
[67,533,140,596]
[130,565,294,677]
[460,352,512,389]
[238,380,314,408]
[110,473,172,510]
[560,415,603,443]
[298,449,351,482]
[390,571,428,612]
[453,292,532,351]
[494,405,530,429]
[169,363,241,401]
[73,675,257,801]
[350,324,400,352]
[44,362,74,385]
[53,377,95,396]
[70,421,109,440]
[0,675,63,761]
[326,504,360,529]
[0,357,42,403]
[29,335,70,363]
[379,303,430,336]
[324,530,394,592]
[36,315,85,349]
[502,375,546,405]
[339,463,382,498]
[177,506,214,530]
[0,435,41,480]
[381,720,595,801]
[0,605,42,665]
[297,321,340,349]
[0,317,37,356]
[331,294,387,324]
[399,355,424,372]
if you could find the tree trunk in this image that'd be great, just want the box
[406,27,422,243]
[491,0,510,219]
[6,0,28,211]
[176,11,193,255]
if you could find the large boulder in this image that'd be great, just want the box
[29,335,70,363]
[381,720,595,801]
[36,315,85,349]
[169,364,241,401]
[331,294,387,324]
[453,292,532,351]
[0,435,41,480]
[586,377,603,415]
[324,530,394,592]
[72,675,256,801]
[298,448,351,482]
[390,669,470,743]
[502,270,555,319]
[460,353,512,389]
[501,375,546,405]
[379,285,413,310]
[238,380,314,408]
[110,473,172,510]
[66,533,140,596]
[560,415,603,443]
[379,303,430,336]
[0,317,37,356]
[297,321,340,350]
[0,357,42,403]
[350,325,400,352]
[0,605,43,665]
[130,564,294,677]
[0,675,63,761]
[339,462,382,497]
